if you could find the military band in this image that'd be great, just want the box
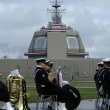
[94,62,104,92]
[0,58,81,110]
[4,57,110,109]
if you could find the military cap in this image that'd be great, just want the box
[35,58,46,64]
[48,62,53,67]
[102,58,110,63]
[44,59,50,65]
[97,62,104,66]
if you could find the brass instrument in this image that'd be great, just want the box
[7,73,29,110]
[48,72,58,85]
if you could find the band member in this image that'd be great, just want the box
[34,58,80,110]
[94,62,104,91]
[95,58,110,97]
[101,58,110,96]
[0,80,13,110]
[7,69,30,110]
[94,62,104,81]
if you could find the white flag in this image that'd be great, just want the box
[10,69,19,76]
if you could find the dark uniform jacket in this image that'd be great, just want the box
[100,67,110,94]
[96,67,105,81]
[0,81,9,102]
[34,66,57,94]
[94,69,99,81]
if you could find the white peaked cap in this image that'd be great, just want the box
[10,69,20,76]
[35,58,46,64]
[97,62,103,65]
[102,58,110,63]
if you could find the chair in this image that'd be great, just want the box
[36,93,58,110]
[35,82,59,110]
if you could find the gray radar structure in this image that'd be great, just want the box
[24,0,89,59]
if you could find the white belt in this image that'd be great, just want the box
[41,85,46,87]
[69,89,78,98]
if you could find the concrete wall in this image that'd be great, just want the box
[51,58,101,77]
[0,58,101,78]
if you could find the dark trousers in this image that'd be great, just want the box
[40,86,79,103]
[39,85,80,110]
[95,81,101,92]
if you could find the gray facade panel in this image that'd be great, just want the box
[47,32,67,59]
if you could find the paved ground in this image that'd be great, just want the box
[29,99,97,110]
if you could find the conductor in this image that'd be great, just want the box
[34,58,80,110]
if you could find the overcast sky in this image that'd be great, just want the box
[0,0,110,59]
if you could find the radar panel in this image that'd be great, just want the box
[67,36,79,50]
[34,36,47,51]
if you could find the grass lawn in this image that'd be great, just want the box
[1,77,98,102]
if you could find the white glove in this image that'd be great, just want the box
[5,102,14,110]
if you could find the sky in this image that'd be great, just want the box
[0,0,110,59]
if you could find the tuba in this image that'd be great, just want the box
[7,69,30,110]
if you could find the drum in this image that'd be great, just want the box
[63,84,81,110]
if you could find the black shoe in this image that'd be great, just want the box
[48,105,53,110]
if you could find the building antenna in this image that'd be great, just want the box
[47,0,66,24]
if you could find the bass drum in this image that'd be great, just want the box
[63,85,81,110]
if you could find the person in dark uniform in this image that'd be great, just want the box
[0,81,9,102]
[94,62,104,92]
[94,62,104,81]
[96,63,105,83]
[0,80,14,110]
[101,58,110,97]
[34,58,80,110]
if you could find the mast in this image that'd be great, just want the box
[48,0,65,24]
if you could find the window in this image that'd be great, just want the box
[67,36,79,49]
[34,37,47,50]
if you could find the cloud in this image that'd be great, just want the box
[0,0,49,58]
[0,2,48,30]
[62,0,110,58]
